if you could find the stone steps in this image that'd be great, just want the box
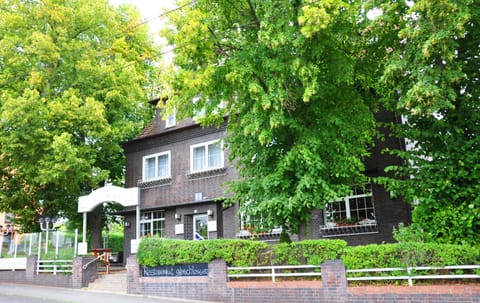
[88,269,127,294]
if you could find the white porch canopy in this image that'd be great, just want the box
[78,185,140,252]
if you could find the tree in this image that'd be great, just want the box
[0,0,158,242]
[376,0,480,244]
[160,0,380,233]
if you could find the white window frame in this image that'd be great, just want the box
[240,212,265,232]
[238,207,282,236]
[140,210,165,237]
[324,185,376,226]
[142,151,171,181]
[164,108,176,128]
[190,140,224,173]
[193,214,209,240]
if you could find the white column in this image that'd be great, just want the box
[136,205,140,239]
[82,212,87,242]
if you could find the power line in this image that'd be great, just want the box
[126,0,198,32]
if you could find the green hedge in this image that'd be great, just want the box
[272,239,346,265]
[136,237,480,269]
[137,238,268,267]
[105,233,124,252]
[342,242,480,269]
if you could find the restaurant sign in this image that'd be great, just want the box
[142,263,209,277]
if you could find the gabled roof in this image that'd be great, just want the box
[136,119,156,139]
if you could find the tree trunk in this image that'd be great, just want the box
[87,204,103,249]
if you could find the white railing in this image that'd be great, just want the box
[0,258,27,271]
[228,265,322,282]
[227,264,480,285]
[36,259,73,275]
[347,265,480,286]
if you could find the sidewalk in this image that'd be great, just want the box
[0,283,217,303]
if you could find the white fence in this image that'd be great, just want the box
[228,265,322,283]
[227,264,480,286]
[0,230,78,274]
[347,265,480,286]
[36,259,73,275]
[0,258,27,271]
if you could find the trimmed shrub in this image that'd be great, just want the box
[136,237,479,270]
[105,233,124,252]
[137,237,268,267]
[272,239,347,265]
[342,242,480,269]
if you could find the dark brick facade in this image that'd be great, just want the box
[121,104,411,255]
[126,256,480,303]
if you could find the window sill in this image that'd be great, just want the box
[320,222,378,237]
[137,177,172,188]
[188,167,227,180]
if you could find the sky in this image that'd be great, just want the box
[109,0,175,42]
[109,0,176,63]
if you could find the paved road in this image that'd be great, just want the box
[0,283,216,303]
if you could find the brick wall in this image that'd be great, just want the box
[349,284,480,303]
[127,256,480,303]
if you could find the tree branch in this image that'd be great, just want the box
[246,0,260,29]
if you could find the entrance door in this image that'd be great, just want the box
[193,214,208,240]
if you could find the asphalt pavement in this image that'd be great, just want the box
[0,283,217,303]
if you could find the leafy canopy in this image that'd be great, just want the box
[0,0,158,230]
[376,0,480,245]
[160,0,380,233]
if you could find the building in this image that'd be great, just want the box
[121,100,411,257]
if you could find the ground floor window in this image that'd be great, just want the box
[238,211,282,240]
[140,210,165,237]
[320,185,378,237]
[240,213,265,234]
[324,185,376,226]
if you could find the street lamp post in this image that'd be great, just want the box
[39,217,56,254]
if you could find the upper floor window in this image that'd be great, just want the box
[143,151,171,181]
[190,140,223,173]
[164,108,176,128]
[324,185,376,227]
[140,210,165,237]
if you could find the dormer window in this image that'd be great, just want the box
[164,108,176,128]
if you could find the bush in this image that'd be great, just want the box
[392,223,434,243]
[272,239,347,265]
[136,237,479,269]
[105,232,124,252]
[342,242,480,269]
[137,237,268,267]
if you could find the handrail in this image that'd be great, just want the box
[82,252,106,270]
